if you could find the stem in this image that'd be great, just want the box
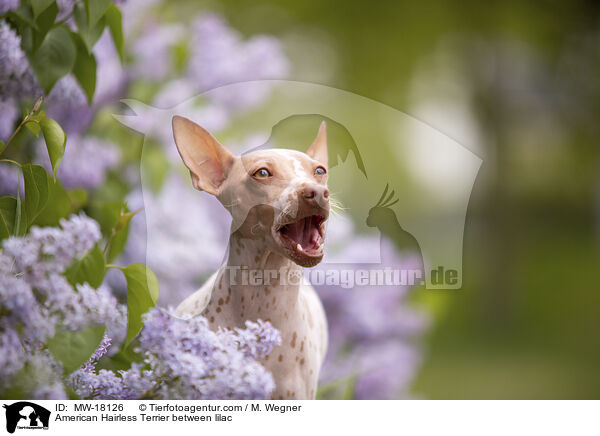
[0,158,22,168]
[0,96,44,156]
[103,229,117,255]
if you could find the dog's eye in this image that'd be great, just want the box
[315,166,327,176]
[252,168,272,178]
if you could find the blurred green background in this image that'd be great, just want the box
[184,0,600,399]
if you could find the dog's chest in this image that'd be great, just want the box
[201,272,326,399]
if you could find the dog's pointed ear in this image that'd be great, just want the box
[306,121,328,166]
[172,115,234,195]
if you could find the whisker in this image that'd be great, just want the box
[329,194,347,216]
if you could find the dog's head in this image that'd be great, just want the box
[172,116,330,267]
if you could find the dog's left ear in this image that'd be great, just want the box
[306,121,328,166]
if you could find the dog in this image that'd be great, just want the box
[172,116,329,400]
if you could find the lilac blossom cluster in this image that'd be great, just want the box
[0,20,39,141]
[0,0,18,14]
[186,13,290,110]
[0,20,39,102]
[68,309,281,400]
[0,161,22,196]
[314,212,428,399]
[0,214,125,398]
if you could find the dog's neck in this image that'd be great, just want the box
[215,231,302,327]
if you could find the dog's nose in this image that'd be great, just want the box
[302,185,329,204]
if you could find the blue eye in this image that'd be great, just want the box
[253,168,272,178]
[315,166,326,175]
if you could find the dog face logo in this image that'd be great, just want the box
[2,402,50,434]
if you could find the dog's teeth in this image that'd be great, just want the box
[296,243,302,252]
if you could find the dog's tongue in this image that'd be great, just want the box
[282,216,320,249]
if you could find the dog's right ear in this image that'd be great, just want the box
[172,115,234,195]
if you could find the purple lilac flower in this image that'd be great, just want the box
[80,335,112,373]
[353,340,422,400]
[69,362,153,400]
[33,382,68,400]
[0,98,17,141]
[0,161,23,196]
[120,0,161,36]
[0,328,26,384]
[0,20,40,101]
[228,319,282,360]
[47,75,94,135]
[187,13,290,110]
[93,30,128,105]
[56,0,76,21]
[0,0,18,14]
[4,213,102,282]
[0,271,53,342]
[45,278,122,333]
[132,22,184,81]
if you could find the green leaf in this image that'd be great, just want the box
[142,144,170,193]
[0,197,17,241]
[24,121,41,137]
[107,207,139,262]
[47,325,106,375]
[34,177,71,226]
[31,0,55,19]
[96,348,139,372]
[40,118,66,178]
[21,164,49,227]
[65,245,106,289]
[71,33,97,103]
[73,2,105,54]
[67,188,88,212]
[85,0,110,29]
[104,3,123,61]
[65,385,80,400]
[31,2,58,53]
[15,182,24,236]
[88,201,123,237]
[8,5,37,29]
[28,109,46,122]
[28,25,76,94]
[118,264,159,346]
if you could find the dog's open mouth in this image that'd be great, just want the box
[277,214,326,264]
